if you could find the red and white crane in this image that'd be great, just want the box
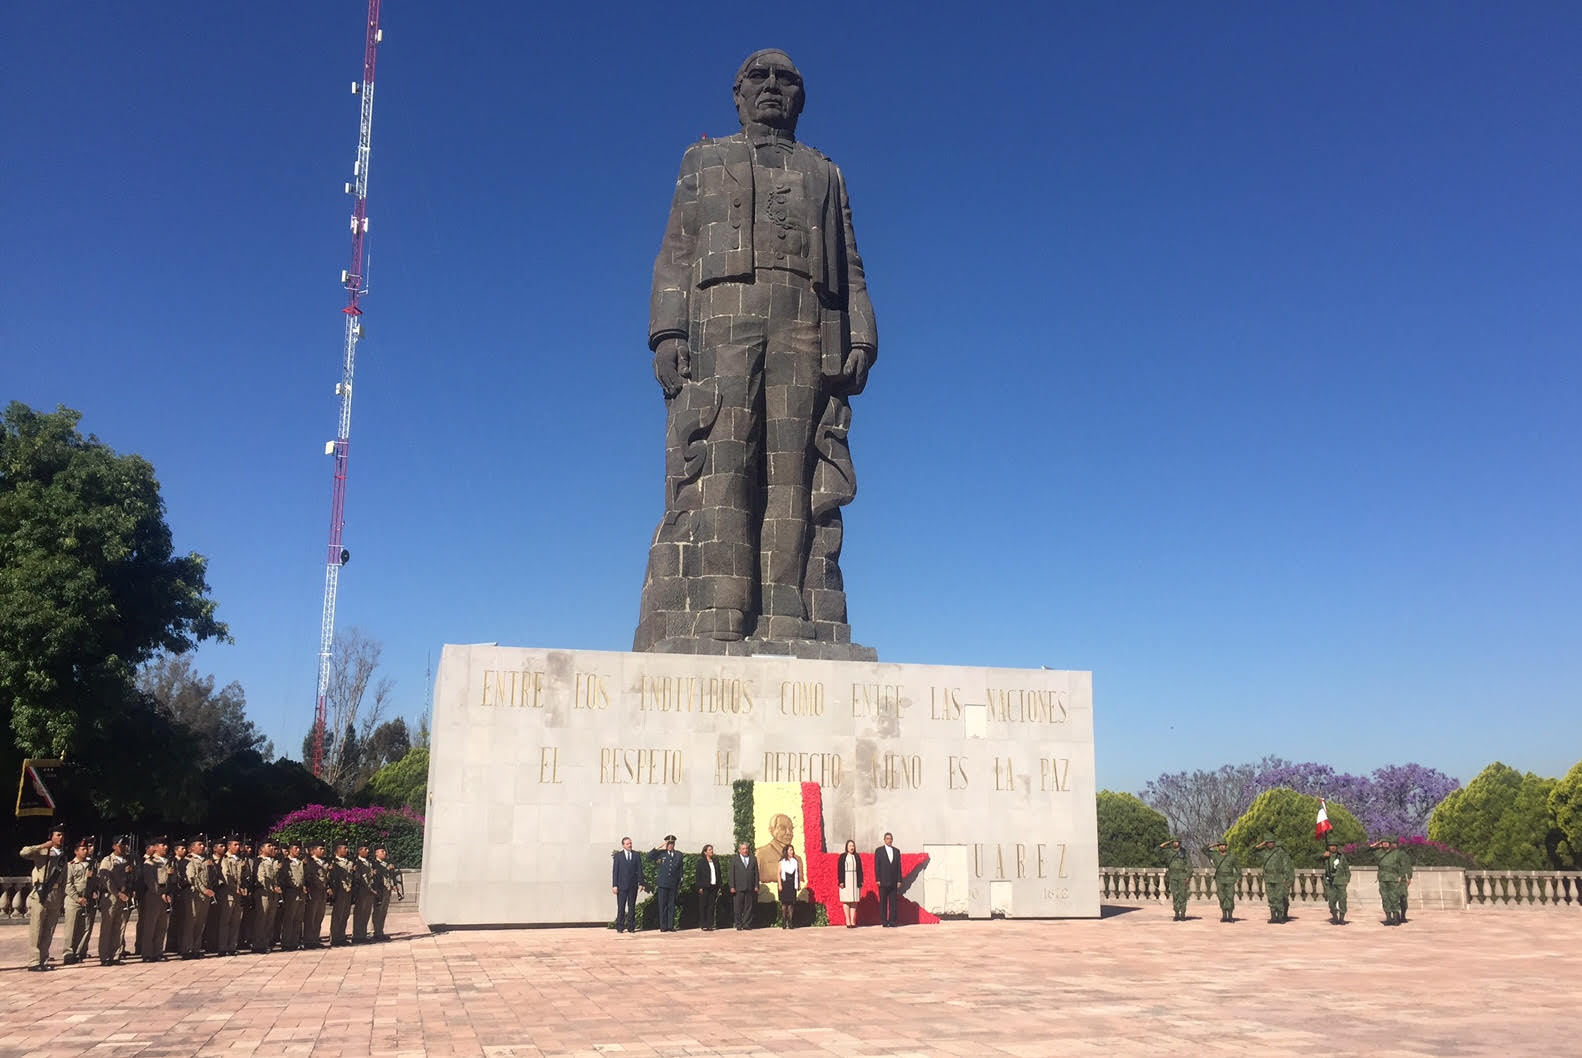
[313,0,384,777]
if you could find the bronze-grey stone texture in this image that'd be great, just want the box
[636,50,877,661]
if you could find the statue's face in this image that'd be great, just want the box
[735,53,803,130]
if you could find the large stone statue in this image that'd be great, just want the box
[634,49,878,660]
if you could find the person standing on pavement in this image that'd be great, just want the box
[1160,839,1191,921]
[20,823,68,971]
[647,835,684,932]
[611,836,644,934]
[62,837,99,964]
[1203,839,1240,922]
[729,841,759,930]
[1256,833,1294,924]
[695,844,723,931]
[837,839,863,928]
[1321,840,1350,925]
[97,836,134,965]
[874,832,902,927]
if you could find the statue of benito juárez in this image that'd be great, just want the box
[634,50,878,660]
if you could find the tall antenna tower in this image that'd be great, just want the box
[312,0,384,777]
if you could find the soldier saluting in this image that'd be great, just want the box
[1158,839,1192,921]
[1255,833,1295,924]
[19,822,68,971]
[1202,839,1240,923]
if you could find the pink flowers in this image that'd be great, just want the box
[270,803,425,831]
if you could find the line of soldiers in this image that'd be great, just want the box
[1160,833,1414,926]
[18,823,404,971]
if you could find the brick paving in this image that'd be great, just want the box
[0,903,1574,1057]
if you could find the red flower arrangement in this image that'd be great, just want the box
[800,781,938,926]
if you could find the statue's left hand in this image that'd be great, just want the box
[836,347,873,395]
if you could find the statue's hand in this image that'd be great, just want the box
[653,338,690,398]
[836,346,874,396]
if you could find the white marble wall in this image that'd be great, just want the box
[419,645,1098,926]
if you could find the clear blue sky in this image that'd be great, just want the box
[5,3,1578,793]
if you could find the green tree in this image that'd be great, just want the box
[0,403,226,830]
[137,652,269,770]
[1225,788,1366,868]
[1429,762,1564,869]
[1548,760,1582,869]
[1096,790,1172,866]
[362,746,429,812]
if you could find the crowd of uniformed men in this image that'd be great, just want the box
[17,823,404,971]
[1159,832,1416,926]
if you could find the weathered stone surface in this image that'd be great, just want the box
[635,49,878,659]
[420,644,1097,926]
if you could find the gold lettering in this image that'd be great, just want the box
[851,682,907,719]
[779,680,826,717]
[1056,843,1068,879]
[930,685,962,720]
[538,746,562,784]
[714,749,736,786]
[479,669,544,708]
[870,753,923,790]
[599,747,685,785]
[1039,757,1071,792]
[993,756,1016,792]
[1036,843,1047,879]
[1015,843,1027,879]
[948,755,969,790]
[574,672,611,710]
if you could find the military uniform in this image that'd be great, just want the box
[372,850,401,940]
[280,850,308,949]
[137,843,173,961]
[165,848,190,954]
[236,843,257,950]
[1373,839,1405,924]
[303,851,329,947]
[328,851,355,945]
[180,844,216,957]
[1257,833,1295,923]
[1160,840,1191,921]
[1397,840,1413,922]
[1203,841,1241,922]
[97,842,134,965]
[62,849,99,963]
[1322,845,1350,924]
[253,850,282,953]
[350,852,375,941]
[20,834,68,970]
[216,846,246,954]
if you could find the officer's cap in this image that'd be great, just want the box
[664,834,677,843]
[49,821,67,835]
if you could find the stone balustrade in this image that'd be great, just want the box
[1465,870,1582,908]
[1,876,29,919]
[1102,865,1582,912]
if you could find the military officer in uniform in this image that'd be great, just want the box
[165,838,190,955]
[1159,838,1192,921]
[1370,837,1403,925]
[1203,839,1240,922]
[236,838,258,950]
[253,840,283,953]
[181,835,216,958]
[328,841,355,946]
[138,835,173,962]
[1396,836,1414,922]
[20,823,68,971]
[1321,839,1350,925]
[1256,833,1295,924]
[281,841,308,950]
[370,844,399,941]
[97,836,134,965]
[215,836,246,955]
[303,841,330,947]
[62,836,99,964]
[350,843,375,942]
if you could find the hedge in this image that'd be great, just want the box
[267,804,425,868]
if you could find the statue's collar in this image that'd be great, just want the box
[741,122,797,146]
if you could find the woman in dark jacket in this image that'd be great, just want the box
[696,844,723,930]
[837,839,863,927]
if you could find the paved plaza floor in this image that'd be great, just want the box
[1,903,1574,1057]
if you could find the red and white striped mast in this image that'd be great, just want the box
[313,0,383,777]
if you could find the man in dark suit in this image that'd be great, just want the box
[728,841,759,930]
[647,835,684,932]
[874,832,902,927]
[610,836,644,933]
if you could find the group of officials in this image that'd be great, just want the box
[612,832,908,932]
[17,822,404,971]
[1160,833,1416,925]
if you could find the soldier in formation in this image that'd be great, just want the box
[16,827,405,970]
[1369,836,1413,925]
[1255,832,1295,923]
[1321,839,1350,925]
[1159,839,1192,921]
[1203,838,1240,922]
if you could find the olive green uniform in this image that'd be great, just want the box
[1260,839,1295,923]
[1321,849,1350,922]
[1163,845,1192,920]
[182,852,217,956]
[137,853,173,961]
[370,857,395,939]
[165,852,190,954]
[216,852,246,954]
[20,841,67,969]
[328,854,355,945]
[280,854,307,949]
[253,854,282,952]
[1376,844,1406,924]
[351,855,375,941]
[303,854,329,947]
[1204,844,1241,921]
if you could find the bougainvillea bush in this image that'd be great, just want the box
[268,804,424,867]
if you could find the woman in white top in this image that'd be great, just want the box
[836,838,863,927]
[777,845,800,928]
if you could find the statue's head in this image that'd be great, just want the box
[734,49,804,132]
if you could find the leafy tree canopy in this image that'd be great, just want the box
[138,652,269,771]
[1548,760,1582,869]
[361,746,429,812]
[0,402,227,757]
[1096,790,1172,867]
[1428,762,1566,869]
[1225,788,1366,868]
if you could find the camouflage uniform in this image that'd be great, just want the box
[1321,845,1350,924]
[1203,841,1240,922]
[1257,833,1294,924]
[1161,840,1191,920]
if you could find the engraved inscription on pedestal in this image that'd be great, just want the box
[419,644,1098,926]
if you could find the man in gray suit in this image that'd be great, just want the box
[729,841,760,930]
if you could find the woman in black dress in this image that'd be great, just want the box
[695,844,723,930]
[777,845,800,929]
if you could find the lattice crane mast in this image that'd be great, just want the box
[313,0,383,777]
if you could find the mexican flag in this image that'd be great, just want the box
[1314,798,1332,840]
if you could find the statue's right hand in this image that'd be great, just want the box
[653,339,689,398]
